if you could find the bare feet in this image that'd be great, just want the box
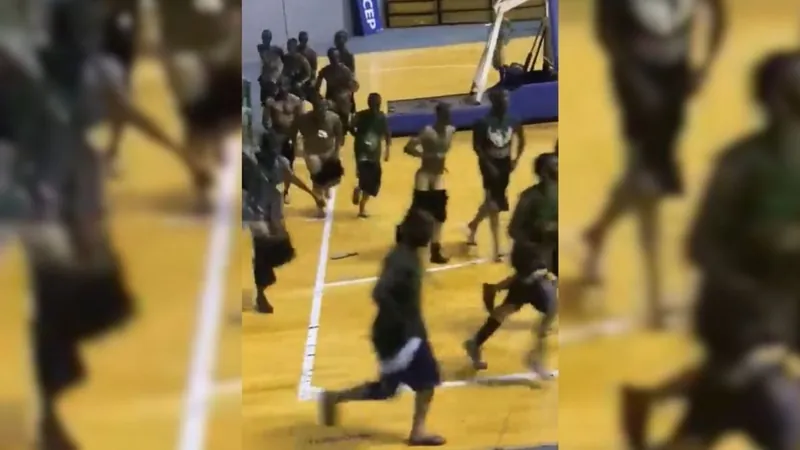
[407,434,446,446]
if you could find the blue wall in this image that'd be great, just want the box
[242,0,353,64]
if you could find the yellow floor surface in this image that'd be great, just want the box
[242,41,559,449]
[558,0,798,448]
[0,59,241,449]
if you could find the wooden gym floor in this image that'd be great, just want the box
[0,59,241,449]
[558,0,798,448]
[242,40,558,449]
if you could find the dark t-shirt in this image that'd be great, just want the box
[473,114,517,159]
[689,130,800,360]
[352,110,387,162]
[371,245,426,359]
[509,182,558,269]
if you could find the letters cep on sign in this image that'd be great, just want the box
[362,0,376,29]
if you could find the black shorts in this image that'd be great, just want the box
[502,276,556,315]
[356,160,382,197]
[253,236,295,272]
[262,130,296,166]
[676,365,800,449]
[377,339,441,393]
[182,63,241,134]
[310,158,344,188]
[479,156,512,211]
[611,61,689,195]
[32,255,135,342]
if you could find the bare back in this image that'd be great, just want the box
[417,125,456,174]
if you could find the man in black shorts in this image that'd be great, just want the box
[467,89,526,261]
[619,51,800,450]
[319,208,446,447]
[351,92,391,217]
[464,152,558,378]
[583,0,726,328]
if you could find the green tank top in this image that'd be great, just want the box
[353,111,387,161]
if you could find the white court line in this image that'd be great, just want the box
[323,258,488,289]
[176,138,239,450]
[297,189,339,401]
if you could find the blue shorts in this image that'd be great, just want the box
[378,339,441,393]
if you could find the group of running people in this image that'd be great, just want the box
[244,28,560,446]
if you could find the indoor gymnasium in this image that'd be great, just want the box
[0,2,241,449]
[558,0,799,447]
[242,0,558,448]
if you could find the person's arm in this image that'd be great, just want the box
[308,49,319,75]
[382,113,392,161]
[94,57,182,155]
[472,120,499,178]
[314,67,326,93]
[298,56,312,84]
[687,149,756,296]
[692,0,726,89]
[350,111,361,137]
[333,115,344,156]
[508,193,536,245]
[404,130,425,158]
[511,121,526,168]
[345,66,360,92]
[262,99,273,130]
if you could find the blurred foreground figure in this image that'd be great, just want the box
[1,0,189,448]
[583,0,726,328]
[620,51,800,450]
[158,0,241,213]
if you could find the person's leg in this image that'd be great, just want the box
[528,277,558,377]
[465,281,524,370]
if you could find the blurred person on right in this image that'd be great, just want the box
[620,50,800,450]
[582,0,727,328]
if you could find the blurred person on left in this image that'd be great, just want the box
[0,0,193,448]
[620,50,800,450]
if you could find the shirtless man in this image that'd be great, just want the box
[297,31,318,81]
[403,103,455,264]
[292,99,345,217]
[584,0,726,328]
[258,30,284,103]
[334,30,357,114]
[467,89,526,261]
[333,30,356,73]
[283,38,313,100]
[316,48,359,131]
[263,80,304,203]
[620,50,800,450]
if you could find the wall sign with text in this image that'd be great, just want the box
[353,0,384,36]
